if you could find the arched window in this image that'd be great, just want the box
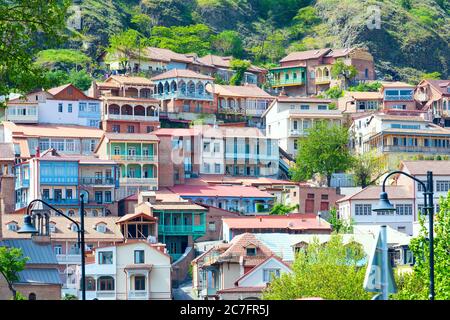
[187,81,195,96]
[196,82,204,95]
[85,277,96,291]
[179,81,187,95]
[96,223,107,233]
[68,210,75,217]
[170,80,177,92]
[98,276,114,291]
[164,81,170,94]
[91,210,98,217]
[157,83,163,94]
[28,293,36,300]
[70,223,78,232]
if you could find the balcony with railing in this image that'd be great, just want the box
[315,76,332,85]
[158,224,206,235]
[382,145,450,154]
[15,178,30,190]
[269,67,306,88]
[110,154,157,162]
[384,94,414,101]
[119,177,157,186]
[57,254,81,264]
[128,291,149,300]
[104,113,159,122]
[15,201,27,210]
[43,198,79,205]
[153,91,214,101]
[80,176,116,186]
[94,291,116,299]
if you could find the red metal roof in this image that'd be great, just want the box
[168,184,274,198]
[222,214,331,231]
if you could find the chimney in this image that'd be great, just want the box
[35,146,40,158]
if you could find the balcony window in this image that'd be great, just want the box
[127,125,135,133]
[54,189,62,201]
[112,125,120,133]
[134,276,146,291]
[355,204,372,215]
[98,276,114,291]
[86,277,96,291]
[99,251,113,265]
[113,146,121,155]
[42,189,50,200]
[66,189,73,199]
[134,250,145,264]
[396,204,412,215]
[54,245,62,255]
[95,191,103,204]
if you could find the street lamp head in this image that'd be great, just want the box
[17,215,39,234]
[373,192,396,212]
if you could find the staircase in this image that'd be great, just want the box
[278,147,295,179]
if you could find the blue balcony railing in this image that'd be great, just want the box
[158,224,206,234]
[43,198,79,205]
[40,176,78,185]
[80,177,116,185]
[15,179,30,190]
[153,92,214,101]
[384,95,413,101]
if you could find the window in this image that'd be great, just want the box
[89,120,99,127]
[396,204,412,215]
[318,105,328,110]
[246,247,257,256]
[54,189,62,201]
[208,221,216,231]
[213,142,220,153]
[203,142,210,152]
[307,193,314,199]
[215,163,221,173]
[66,189,73,199]
[146,126,153,133]
[49,223,56,233]
[355,204,372,215]
[293,139,298,150]
[263,268,281,282]
[436,180,450,192]
[128,147,136,156]
[58,103,63,113]
[66,139,75,152]
[112,125,120,133]
[98,276,114,291]
[7,223,18,231]
[95,191,103,204]
[70,223,78,232]
[68,104,73,113]
[54,245,62,255]
[79,102,86,112]
[134,250,145,264]
[203,163,210,173]
[28,293,36,300]
[321,194,328,200]
[127,125,135,133]
[86,277,96,291]
[99,251,113,264]
[105,191,112,203]
[300,105,310,110]
[113,146,120,155]
[417,181,427,192]
[96,223,106,233]
[397,226,406,233]
[134,276,146,291]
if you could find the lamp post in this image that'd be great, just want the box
[372,170,435,300]
[18,194,86,300]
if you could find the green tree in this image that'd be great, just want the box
[291,6,321,37]
[352,151,384,188]
[67,69,93,91]
[328,207,353,233]
[0,0,69,100]
[262,234,371,300]
[324,85,344,99]
[348,82,382,92]
[148,24,213,56]
[43,69,92,91]
[394,191,450,300]
[107,29,143,70]
[229,59,251,85]
[290,122,353,186]
[212,30,244,58]
[400,0,412,10]
[131,13,153,37]
[270,203,299,215]
[421,71,441,80]
[35,49,91,72]
[331,60,358,88]
[62,293,78,300]
[0,247,29,300]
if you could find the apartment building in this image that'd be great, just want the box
[89,75,160,134]
[210,84,275,128]
[151,69,216,122]
[2,121,103,159]
[264,97,343,157]
[191,233,274,300]
[415,79,450,127]
[81,241,171,300]
[269,48,375,96]
[6,84,101,127]
[287,185,344,214]
[14,148,119,216]
[350,112,450,168]
[380,82,417,111]
[95,133,159,200]
[196,54,266,86]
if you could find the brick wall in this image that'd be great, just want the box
[0,274,62,300]
[290,186,344,214]
[102,120,160,133]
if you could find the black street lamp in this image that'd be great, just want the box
[373,170,435,300]
[18,194,86,300]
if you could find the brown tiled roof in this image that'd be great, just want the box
[221,233,274,258]
[2,215,124,240]
[152,128,199,137]
[108,75,154,86]
[2,122,104,139]
[425,80,450,96]
[401,160,450,176]
[208,84,274,98]
[197,55,265,73]
[150,69,214,81]
[138,47,195,64]
[324,48,355,58]
[337,185,413,203]
[222,214,331,231]
[280,48,331,63]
